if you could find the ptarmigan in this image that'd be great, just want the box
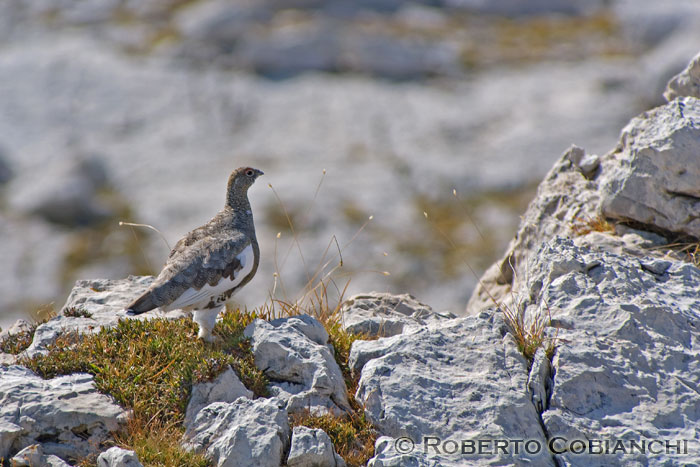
[124,167,263,342]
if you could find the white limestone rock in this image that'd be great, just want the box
[0,319,32,340]
[185,366,253,427]
[600,96,700,239]
[97,446,144,467]
[664,50,700,101]
[467,144,605,315]
[522,237,700,465]
[11,444,72,467]
[0,366,128,461]
[469,92,700,316]
[183,398,289,467]
[244,315,350,415]
[25,276,186,357]
[287,426,345,467]
[355,313,553,466]
[0,419,22,461]
[340,292,455,338]
[564,144,600,179]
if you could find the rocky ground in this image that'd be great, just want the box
[0,40,699,466]
[2,0,700,328]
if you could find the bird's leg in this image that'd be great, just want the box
[193,307,221,343]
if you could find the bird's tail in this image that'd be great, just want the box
[125,291,158,315]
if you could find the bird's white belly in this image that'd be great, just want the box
[165,244,255,311]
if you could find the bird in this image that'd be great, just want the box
[124,167,263,342]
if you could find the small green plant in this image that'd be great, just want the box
[63,306,93,318]
[113,418,210,467]
[0,314,53,355]
[0,324,38,355]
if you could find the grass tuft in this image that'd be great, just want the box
[649,239,700,269]
[571,215,614,236]
[111,417,210,467]
[501,302,557,366]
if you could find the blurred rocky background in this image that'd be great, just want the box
[1,0,699,327]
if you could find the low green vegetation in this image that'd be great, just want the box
[0,321,42,355]
[19,309,269,466]
[21,312,268,423]
[290,407,376,467]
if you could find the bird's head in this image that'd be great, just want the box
[231,167,264,188]
[226,167,263,208]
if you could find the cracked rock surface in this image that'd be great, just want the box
[0,366,128,462]
[183,398,290,467]
[521,237,700,466]
[244,315,351,415]
[354,313,554,466]
[340,292,456,338]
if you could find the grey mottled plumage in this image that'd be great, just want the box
[125,167,263,341]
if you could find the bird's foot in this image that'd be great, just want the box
[194,308,221,344]
[197,328,221,344]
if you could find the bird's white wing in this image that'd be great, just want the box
[164,243,255,311]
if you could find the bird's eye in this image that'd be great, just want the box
[246,170,254,177]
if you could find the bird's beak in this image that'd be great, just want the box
[256,169,264,177]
